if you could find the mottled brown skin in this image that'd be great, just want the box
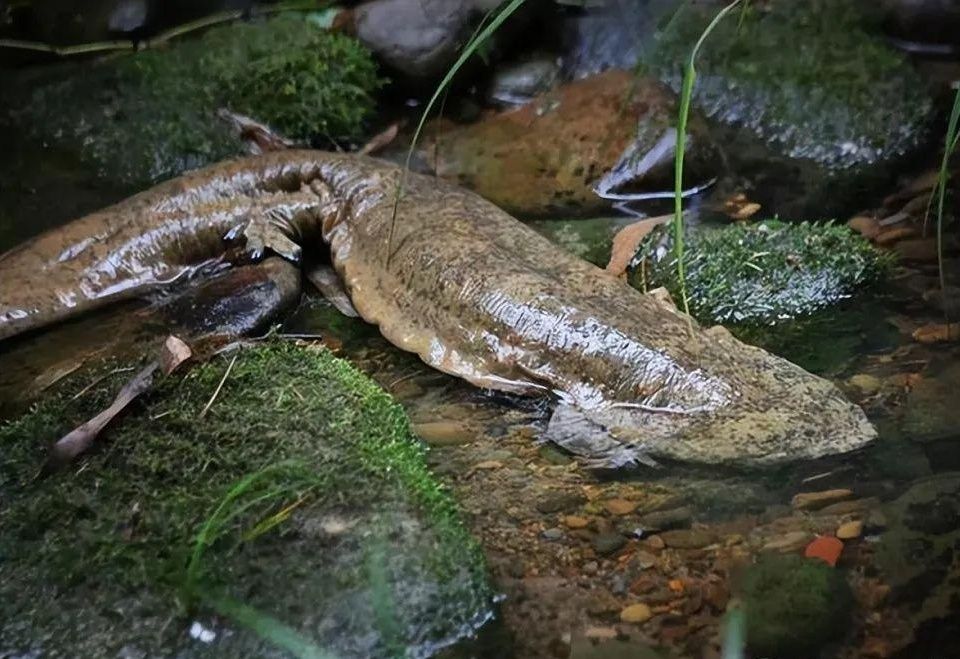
[0,150,875,466]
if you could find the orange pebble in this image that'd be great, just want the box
[804,535,844,567]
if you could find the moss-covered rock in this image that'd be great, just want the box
[1,14,383,186]
[643,0,933,217]
[629,220,890,325]
[739,553,853,658]
[0,343,490,657]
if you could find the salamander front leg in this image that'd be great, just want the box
[226,209,303,264]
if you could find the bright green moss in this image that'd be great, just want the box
[0,343,489,657]
[629,220,890,325]
[197,15,383,140]
[740,554,853,658]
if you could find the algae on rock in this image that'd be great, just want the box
[643,0,933,217]
[1,14,383,187]
[739,553,853,658]
[629,220,889,325]
[0,343,490,658]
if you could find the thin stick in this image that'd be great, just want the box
[200,353,238,418]
[0,6,300,57]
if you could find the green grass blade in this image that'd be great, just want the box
[202,591,338,659]
[673,0,743,320]
[934,85,960,320]
[387,0,527,262]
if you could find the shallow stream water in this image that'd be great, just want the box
[1,128,959,657]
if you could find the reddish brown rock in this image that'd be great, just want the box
[416,70,717,216]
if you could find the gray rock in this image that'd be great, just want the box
[592,532,627,556]
[638,506,692,532]
[542,528,564,541]
[108,0,149,33]
[353,0,496,80]
[560,0,676,79]
[488,55,561,107]
[536,492,587,514]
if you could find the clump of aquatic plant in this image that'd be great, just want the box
[0,344,490,657]
[629,220,890,325]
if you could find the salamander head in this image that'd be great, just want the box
[547,333,877,469]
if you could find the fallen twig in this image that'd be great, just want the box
[47,362,159,468]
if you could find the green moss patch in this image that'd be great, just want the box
[645,0,931,172]
[2,14,383,186]
[642,0,933,217]
[0,343,490,657]
[629,220,889,325]
[739,554,853,658]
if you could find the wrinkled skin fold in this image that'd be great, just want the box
[0,151,876,466]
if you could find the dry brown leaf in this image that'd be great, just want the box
[606,215,672,277]
[160,335,192,375]
[32,359,84,393]
[358,122,400,156]
[912,323,960,344]
[719,192,761,220]
[47,362,158,468]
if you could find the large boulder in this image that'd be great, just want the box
[642,0,934,218]
[0,344,492,657]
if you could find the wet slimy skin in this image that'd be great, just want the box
[0,151,876,466]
